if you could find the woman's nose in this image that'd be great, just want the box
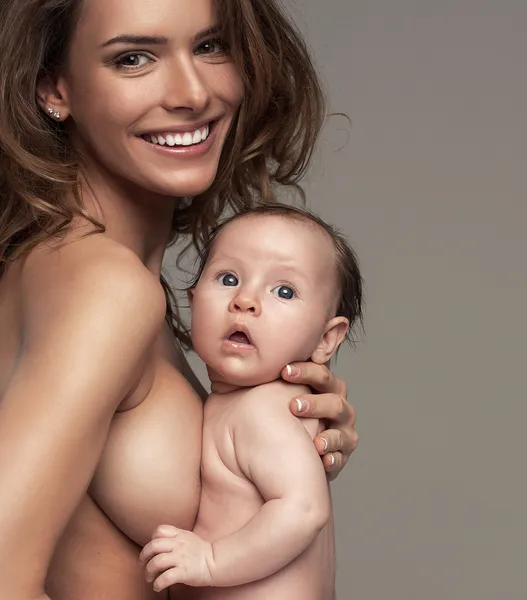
[162,57,211,113]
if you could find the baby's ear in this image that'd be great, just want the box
[187,288,195,310]
[311,317,349,364]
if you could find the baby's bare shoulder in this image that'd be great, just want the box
[235,380,311,418]
[249,380,310,400]
[234,381,320,439]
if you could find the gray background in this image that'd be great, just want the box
[166,1,527,598]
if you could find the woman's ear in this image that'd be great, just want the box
[311,316,349,364]
[187,288,195,311]
[36,75,71,122]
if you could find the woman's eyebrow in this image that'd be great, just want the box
[193,24,222,41]
[100,25,222,49]
[100,34,168,49]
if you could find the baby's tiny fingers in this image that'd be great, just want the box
[153,567,184,591]
[151,524,180,539]
[145,552,178,582]
[139,537,175,565]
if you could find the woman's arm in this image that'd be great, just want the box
[0,250,165,600]
[282,362,358,480]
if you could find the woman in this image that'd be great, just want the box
[0,1,358,599]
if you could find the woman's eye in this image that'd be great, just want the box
[114,53,151,70]
[195,38,228,56]
[218,273,238,287]
[272,285,296,300]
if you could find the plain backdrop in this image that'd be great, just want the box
[165,1,527,598]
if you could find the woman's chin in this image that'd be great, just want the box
[146,171,218,199]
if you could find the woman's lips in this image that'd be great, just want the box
[137,120,219,158]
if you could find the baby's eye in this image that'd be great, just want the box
[272,285,295,300]
[218,273,238,287]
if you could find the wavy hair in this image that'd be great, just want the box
[0,0,326,347]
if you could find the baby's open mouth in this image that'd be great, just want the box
[228,331,252,345]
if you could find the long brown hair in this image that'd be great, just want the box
[0,0,326,347]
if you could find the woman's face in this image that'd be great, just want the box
[53,0,244,198]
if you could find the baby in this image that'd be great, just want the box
[139,204,363,599]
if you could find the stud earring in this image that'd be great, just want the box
[47,106,61,120]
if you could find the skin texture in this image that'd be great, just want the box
[140,216,348,598]
[0,1,358,598]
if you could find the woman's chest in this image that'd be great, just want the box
[89,354,204,546]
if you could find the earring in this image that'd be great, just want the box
[47,106,61,120]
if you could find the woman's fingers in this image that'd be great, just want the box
[283,361,358,480]
[315,426,359,457]
[289,392,352,424]
[281,362,347,396]
[315,427,356,480]
[323,452,347,482]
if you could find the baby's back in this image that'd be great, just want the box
[191,384,335,600]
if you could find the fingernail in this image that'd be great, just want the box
[295,398,307,412]
[329,454,335,466]
[286,364,300,377]
[321,438,328,452]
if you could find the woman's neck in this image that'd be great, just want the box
[76,167,179,278]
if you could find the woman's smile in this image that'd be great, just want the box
[137,119,221,158]
[56,0,244,198]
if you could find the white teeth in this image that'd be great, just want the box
[145,124,211,147]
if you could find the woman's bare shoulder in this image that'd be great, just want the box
[23,234,157,294]
[19,236,166,366]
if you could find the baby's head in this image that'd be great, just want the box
[188,204,363,387]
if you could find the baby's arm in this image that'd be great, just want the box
[140,383,330,590]
[209,384,331,585]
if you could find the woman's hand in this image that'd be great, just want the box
[281,362,358,481]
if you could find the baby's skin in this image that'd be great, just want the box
[140,213,352,599]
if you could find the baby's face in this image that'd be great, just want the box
[190,215,340,386]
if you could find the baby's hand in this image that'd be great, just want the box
[139,525,214,590]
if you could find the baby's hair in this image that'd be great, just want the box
[189,203,364,347]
